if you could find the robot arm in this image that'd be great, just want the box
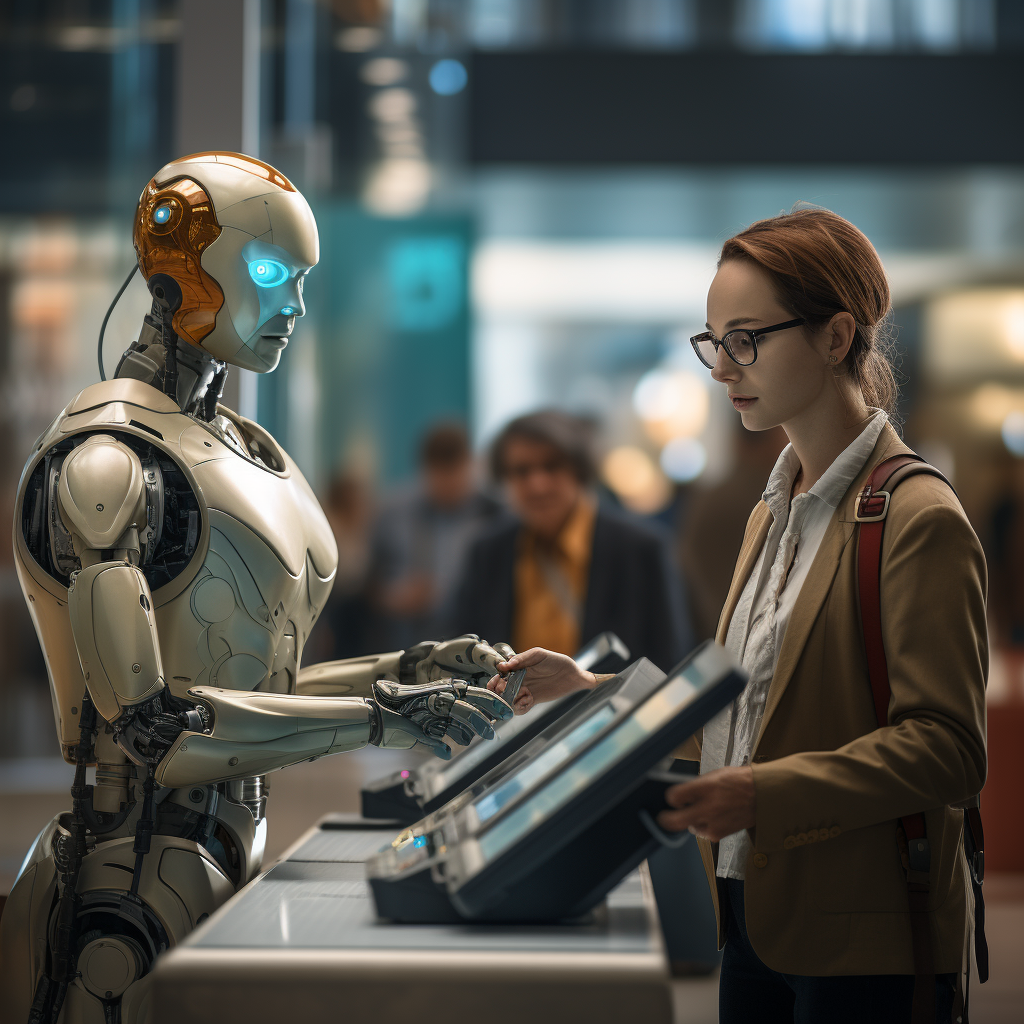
[154,677,511,787]
[62,435,168,727]
[295,651,404,698]
[62,435,206,765]
[296,635,516,697]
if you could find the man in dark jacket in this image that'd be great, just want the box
[449,411,692,673]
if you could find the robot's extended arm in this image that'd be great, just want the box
[60,436,511,787]
[296,635,517,697]
[155,676,510,787]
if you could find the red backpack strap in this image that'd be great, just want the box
[855,454,956,1024]
[855,455,930,727]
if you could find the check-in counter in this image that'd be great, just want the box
[149,814,673,1024]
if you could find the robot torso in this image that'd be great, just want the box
[14,376,339,760]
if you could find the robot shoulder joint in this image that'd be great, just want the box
[58,434,146,550]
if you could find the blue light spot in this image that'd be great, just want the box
[429,59,467,96]
[153,204,172,224]
[281,306,295,316]
[413,836,427,849]
[248,259,289,288]
[1003,412,1024,457]
[388,236,464,332]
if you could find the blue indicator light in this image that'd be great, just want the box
[429,59,467,96]
[281,306,295,316]
[413,836,427,849]
[248,259,289,288]
[153,204,172,224]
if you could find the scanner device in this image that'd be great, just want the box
[367,641,745,923]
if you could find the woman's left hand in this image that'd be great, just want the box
[656,766,756,842]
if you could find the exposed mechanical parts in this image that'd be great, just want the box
[114,693,212,768]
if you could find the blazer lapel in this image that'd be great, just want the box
[754,422,914,745]
[716,503,772,645]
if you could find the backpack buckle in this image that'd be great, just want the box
[855,488,890,523]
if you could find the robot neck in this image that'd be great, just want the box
[114,307,227,420]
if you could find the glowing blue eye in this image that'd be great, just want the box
[153,204,172,224]
[248,259,289,288]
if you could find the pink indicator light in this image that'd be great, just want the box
[400,770,410,779]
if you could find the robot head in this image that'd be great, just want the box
[133,152,319,373]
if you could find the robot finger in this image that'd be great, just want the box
[443,718,476,747]
[448,699,496,740]
[459,684,514,721]
[493,642,516,662]
[469,642,507,672]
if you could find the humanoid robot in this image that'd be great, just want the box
[0,152,515,1024]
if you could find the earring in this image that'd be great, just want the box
[829,355,837,363]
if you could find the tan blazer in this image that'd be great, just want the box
[684,422,988,976]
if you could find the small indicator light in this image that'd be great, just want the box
[281,306,295,315]
[400,770,410,779]
[413,836,427,848]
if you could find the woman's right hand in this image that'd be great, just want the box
[488,648,598,714]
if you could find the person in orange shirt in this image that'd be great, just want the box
[449,410,691,671]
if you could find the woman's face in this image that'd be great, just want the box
[705,259,832,432]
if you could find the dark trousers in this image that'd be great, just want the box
[718,878,956,1024]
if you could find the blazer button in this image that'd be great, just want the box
[753,853,768,868]
[829,826,841,838]
[783,836,796,850]
[818,828,830,842]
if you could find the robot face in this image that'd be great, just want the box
[136,153,319,373]
[238,239,312,370]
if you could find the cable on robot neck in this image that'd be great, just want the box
[146,274,182,400]
[112,274,227,420]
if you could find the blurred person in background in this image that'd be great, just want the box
[679,426,788,641]
[303,470,374,663]
[368,421,500,650]
[450,410,692,671]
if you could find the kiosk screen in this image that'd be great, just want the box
[473,704,616,824]
[477,666,701,861]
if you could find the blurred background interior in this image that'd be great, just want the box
[2,2,1024,1019]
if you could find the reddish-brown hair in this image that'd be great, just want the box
[719,207,898,416]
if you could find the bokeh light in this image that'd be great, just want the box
[602,445,671,514]
[429,59,468,96]
[1002,411,1024,457]
[660,437,708,482]
[632,368,709,445]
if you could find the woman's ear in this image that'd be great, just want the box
[828,312,857,365]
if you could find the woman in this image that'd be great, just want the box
[491,208,987,1024]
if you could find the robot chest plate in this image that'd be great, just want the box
[162,429,338,696]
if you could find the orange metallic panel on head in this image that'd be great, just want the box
[133,175,225,346]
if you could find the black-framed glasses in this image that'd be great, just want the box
[689,318,806,369]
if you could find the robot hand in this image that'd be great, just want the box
[400,635,517,689]
[370,677,514,759]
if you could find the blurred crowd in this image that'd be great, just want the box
[305,410,788,672]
